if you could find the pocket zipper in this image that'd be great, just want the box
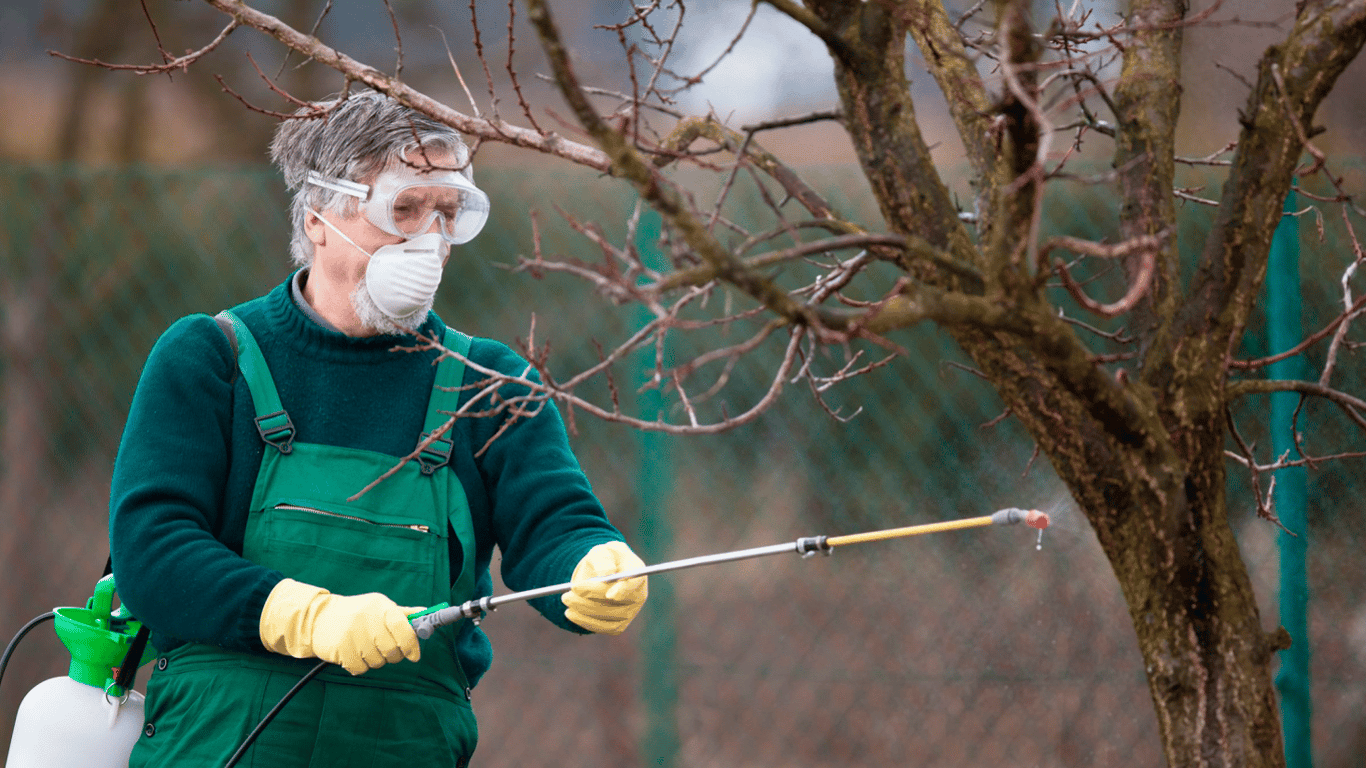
[273,503,431,533]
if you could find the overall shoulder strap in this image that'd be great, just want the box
[417,327,471,474]
[213,312,239,384]
[216,310,295,454]
[213,312,239,359]
[425,329,478,606]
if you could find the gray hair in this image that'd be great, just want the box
[269,90,473,266]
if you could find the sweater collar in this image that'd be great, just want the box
[289,267,340,332]
[263,270,445,362]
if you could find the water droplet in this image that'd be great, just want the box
[1036,528,1044,551]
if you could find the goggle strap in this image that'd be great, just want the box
[304,171,370,201]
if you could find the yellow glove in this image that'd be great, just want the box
[259,578,423,676]
[561,541,648,635]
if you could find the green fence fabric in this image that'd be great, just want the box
[1270,188,1313,768]
[1,161,1363,766]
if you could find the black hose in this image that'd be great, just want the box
[222,660,329,768]
[0,612,56,695]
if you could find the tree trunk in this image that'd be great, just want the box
[807,1,1366,762]
[956,329,1287,767]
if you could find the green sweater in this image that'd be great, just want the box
[109,276,623,688]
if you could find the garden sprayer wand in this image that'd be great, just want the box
[223,506,1049,767]
[410,506,1051,636]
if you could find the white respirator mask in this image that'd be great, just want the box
[309,211,447,322]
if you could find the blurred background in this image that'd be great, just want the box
[2,1,1364,766]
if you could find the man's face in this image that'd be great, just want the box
[302,151,464,334]
[307,151,462,280]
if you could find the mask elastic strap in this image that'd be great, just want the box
[307,208,372,258]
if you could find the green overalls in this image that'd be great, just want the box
[129,312,480,768]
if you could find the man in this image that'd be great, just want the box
[108,90,648,767]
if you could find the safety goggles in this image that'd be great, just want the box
[306,166,490,245]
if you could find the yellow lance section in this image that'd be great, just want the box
[825,515,995,547]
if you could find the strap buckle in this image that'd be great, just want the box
[255,410,296,454]
[417,432,453,475]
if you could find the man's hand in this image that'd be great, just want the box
[561,542,649,635]
[260,578,422,675]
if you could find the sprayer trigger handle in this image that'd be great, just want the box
[407,603,450,639]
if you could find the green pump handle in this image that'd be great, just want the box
[52,575,155,695]
[86,575,117,629]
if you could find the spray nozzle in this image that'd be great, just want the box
[989,507,1050,529]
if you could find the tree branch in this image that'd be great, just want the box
[759,0,860,65]
[49,19,240,74]
[1229,292,1366,370]
[651,233,983,296]
[806,0,978,283]
[405,327,812,436]
[1172,0,1366,362]
[1112,0,1187,346]
[655,115,837,219]
[902,0,996,184]
[1046,231,1170,317]
[200,0,612,171]
[1227,378,1366,431]
[523,0,839,333]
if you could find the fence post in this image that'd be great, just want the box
[632,208,681,767]
[1269,186,1311,768]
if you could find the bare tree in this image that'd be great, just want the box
[63,0,1366,765]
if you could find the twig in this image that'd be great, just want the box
[1226,379,1366,432]
[941,360,989,380]
[1322,214,1365,385]
[48,20,239,74]
[139,0,173,72]
[505,0,544,133]
[1214,61,1255,92]
[1174,187,1221,206]
[276,0,334,79]
[1223,407,1291,530]
[1055,307,1134,344]
[435,26,482,119]
[740,110,844,133]
[382,0,402,79]
[982,408,1013,429]
[215,55,352,120]
[1229,293,1366,370]
[1055,249,1156,317]
[1175,142,1238,167]
[954,0,991,31]
[1046,232,1168,317]
[687,1,758,89]
[471,0,501,121]
[198,0,611,170]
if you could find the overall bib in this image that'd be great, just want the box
[129,312,480,768]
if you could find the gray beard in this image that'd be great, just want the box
[350,275,434,336]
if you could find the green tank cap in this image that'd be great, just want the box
[52,575,153,693]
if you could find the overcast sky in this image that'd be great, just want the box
[659,2,836,122]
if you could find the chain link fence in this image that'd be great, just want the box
[2,160,1363,766]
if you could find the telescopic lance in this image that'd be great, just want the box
[222,506,1049,768]
[409,506,1050,637]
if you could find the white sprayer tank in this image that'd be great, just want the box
[5,576,153,768]
[6,677,145,768]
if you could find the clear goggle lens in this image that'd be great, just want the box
[370,182,490,244]
[306,169,490,246]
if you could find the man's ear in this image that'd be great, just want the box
[304,210,327,248]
